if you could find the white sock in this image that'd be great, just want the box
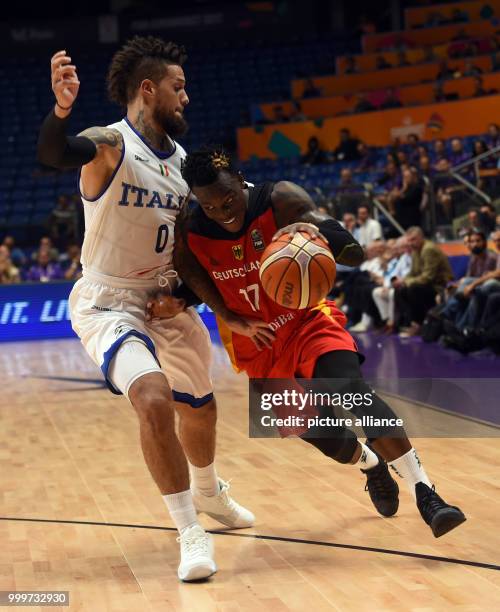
[388,448,432,500]
[354,442,379,470]
[163,489,198,533]
[189,461,219,497]
[360,313,373,328]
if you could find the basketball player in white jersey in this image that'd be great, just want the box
[37,37,259,582]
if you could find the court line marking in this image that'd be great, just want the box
[1,516,498,572]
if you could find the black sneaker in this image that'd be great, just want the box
[415,482,466,537]
[361,448,399,517]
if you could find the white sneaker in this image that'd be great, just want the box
[349,322,370,332]
[192,478,255,528]
[177,524,217,582]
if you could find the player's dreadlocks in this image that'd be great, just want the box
[107,36,187,107]
[181,146,237,189]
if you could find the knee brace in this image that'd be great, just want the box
[302,425,358,464]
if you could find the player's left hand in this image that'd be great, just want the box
[272,222,327,242]
[146,294,186,321]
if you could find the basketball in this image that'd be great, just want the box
[259,231,336,309]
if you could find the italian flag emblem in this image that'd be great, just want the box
[159,163,169,176]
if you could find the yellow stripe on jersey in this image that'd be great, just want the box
[215,316,242,373]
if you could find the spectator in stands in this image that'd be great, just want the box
[440,230,497,324]
[49,194,78,248]
[356,204,383,246]
[388,167,424,230]
[449,138,469,167]
[376,55,392,70]
[479,203,497,235]
[346,241,387,332]
[353,93,376,114]
[451,8,469,23]
[457,207,490,237]
[341,211,357,234]
[405,133,420,162]
[301,136,328,165]
[289,100,307,122]
[60,243,83,281]
[0,245,20,284]
[302,78,322,98]
[472,76,487,97]
[355,142,374,172]
[344,56,358,75]
[433,82,447,103]
[485,123,500,148]
[492,51,500,72]
[472,139,495,169]
[337,168,359,193]
[333,128,361,161]
[1,235,26,268]
[436,60,454,81]
[434,158,462,221]
[372,236,412,333]
[451,231,500,333]
[462,60,482,77]
[32,236,59,263]
[378,159,402,192]
[418,155,433,180]
[381,88,402,109]
[432,139,447,162]
[272,105,289,123]
[25,249,63,283]
[393,227,453,337]
[397,50,411,67]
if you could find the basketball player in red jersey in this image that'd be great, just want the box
[150,147,466,538]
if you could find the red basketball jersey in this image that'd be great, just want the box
[186,182,356,376]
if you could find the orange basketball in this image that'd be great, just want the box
[259,231,336,309]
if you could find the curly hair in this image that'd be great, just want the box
[107,36,187,107]
[181,146,237,189]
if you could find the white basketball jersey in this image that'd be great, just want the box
[79,118,188,284]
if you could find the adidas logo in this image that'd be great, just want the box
[135,154,149,162]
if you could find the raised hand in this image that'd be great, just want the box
[51,50,80,117]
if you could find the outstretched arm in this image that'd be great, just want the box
[37,50,123,198]
[271,181,365,267]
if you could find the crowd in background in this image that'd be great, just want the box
[332,204,500,353]
[301,123,500,232]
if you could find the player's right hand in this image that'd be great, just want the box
[51,50,80,113]
[223,313,276,350]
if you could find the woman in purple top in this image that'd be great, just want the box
[25,250,63,283]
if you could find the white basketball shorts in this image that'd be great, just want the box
[69,272,213,406]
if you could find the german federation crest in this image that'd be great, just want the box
[232,244,244,260]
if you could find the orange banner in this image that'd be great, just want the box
[261,71,500,121]
[238,94,500,160]
[405,0,500,29]
[292,55,493,98]
[363,20,496,53]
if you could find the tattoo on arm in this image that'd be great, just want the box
[77,127,123,151]
[173,214,231,318]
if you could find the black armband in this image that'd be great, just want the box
[173,282,202,307]
[318,218,365,267]
[37,109,97,169]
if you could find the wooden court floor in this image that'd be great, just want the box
[0,338,499,611]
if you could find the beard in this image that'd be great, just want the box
[153,106,189,139]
